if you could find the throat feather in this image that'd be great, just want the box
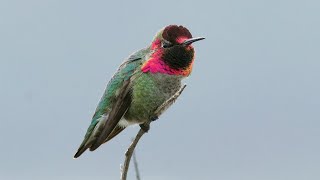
[141,51,193,76]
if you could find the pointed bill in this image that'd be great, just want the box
[182,37,205,46]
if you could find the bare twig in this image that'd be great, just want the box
[120,84,186,180]
[132,150,141,180]
[121,122,149,180]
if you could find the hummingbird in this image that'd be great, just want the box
[74,25,204,158]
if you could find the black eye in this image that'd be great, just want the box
[162,41,172,48]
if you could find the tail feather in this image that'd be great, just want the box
[74,115,108,158]
[74,143,91,158]
[73,115,127,158]
[103,125,125,144]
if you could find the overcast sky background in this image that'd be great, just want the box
[1,0,319,180]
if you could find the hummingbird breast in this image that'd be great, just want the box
[124,73,183,124]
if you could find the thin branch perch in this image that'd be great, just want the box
[132,141,141,180]
[120,84,187,180]
[121,122,149,180]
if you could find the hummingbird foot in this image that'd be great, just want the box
[150,116,159,121]
[139,123,150,133]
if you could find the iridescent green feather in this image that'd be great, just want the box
[75,49,148,152]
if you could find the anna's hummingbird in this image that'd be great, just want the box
[74,25,204,158]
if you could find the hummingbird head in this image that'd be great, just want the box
[142,25,205,76]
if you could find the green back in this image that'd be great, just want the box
[77,48,149,148]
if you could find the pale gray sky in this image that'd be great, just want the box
[1,0,319,180]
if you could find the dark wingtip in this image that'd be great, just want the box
[73,151,82,159]
[73,145,89,158]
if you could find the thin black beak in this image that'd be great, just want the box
[182,37,205,46]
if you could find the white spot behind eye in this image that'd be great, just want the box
[161,40,172,48]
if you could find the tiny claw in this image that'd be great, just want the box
[150,116,158,121]
[139,123,150,133]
